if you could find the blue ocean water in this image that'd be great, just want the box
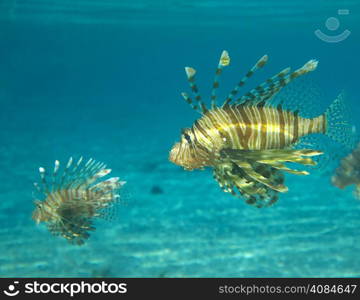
[0,0,360,277]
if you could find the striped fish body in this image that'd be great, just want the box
[194,105,326,154]
[170,50,352,206]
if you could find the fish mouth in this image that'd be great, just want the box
[169,142,208,170]
[169,142,181,166]
[169,142,196,169]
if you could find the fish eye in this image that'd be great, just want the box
[181,129,191,143]
[34,200,42,208]
[183,132,192,143]
[181,129,192,143]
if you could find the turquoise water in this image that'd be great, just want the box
[0,0,360,277]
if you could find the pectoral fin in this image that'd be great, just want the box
[213,148,323,207]
[220,148,323,175]
[213,161,283,208]
[235,160,288,192]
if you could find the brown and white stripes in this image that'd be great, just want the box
[193,105,327,151]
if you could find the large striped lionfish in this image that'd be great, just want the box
[32,157,126,245]
[169,50,350,207]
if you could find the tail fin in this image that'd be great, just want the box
[325,91,356,149]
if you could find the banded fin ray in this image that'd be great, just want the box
[222,54,268,107]
[234,60,318,106]
[182,67,208,113]
[220,148,323,171]
[234,159,288,192]
[36,157,109,196]
[213,161,283,207]
[211,50,230,109]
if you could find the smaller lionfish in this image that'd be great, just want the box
[32,157,125,245]
[332,142,360,199]
[169,50,352,207]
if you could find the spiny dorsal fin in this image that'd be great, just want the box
[222,54,268,107]
[234,60,318,106]
[183,66,208,114]
[211,50,230,109]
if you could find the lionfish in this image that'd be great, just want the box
[169,50,351,207]
[332,142,360,199]
[32,157,126,245]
